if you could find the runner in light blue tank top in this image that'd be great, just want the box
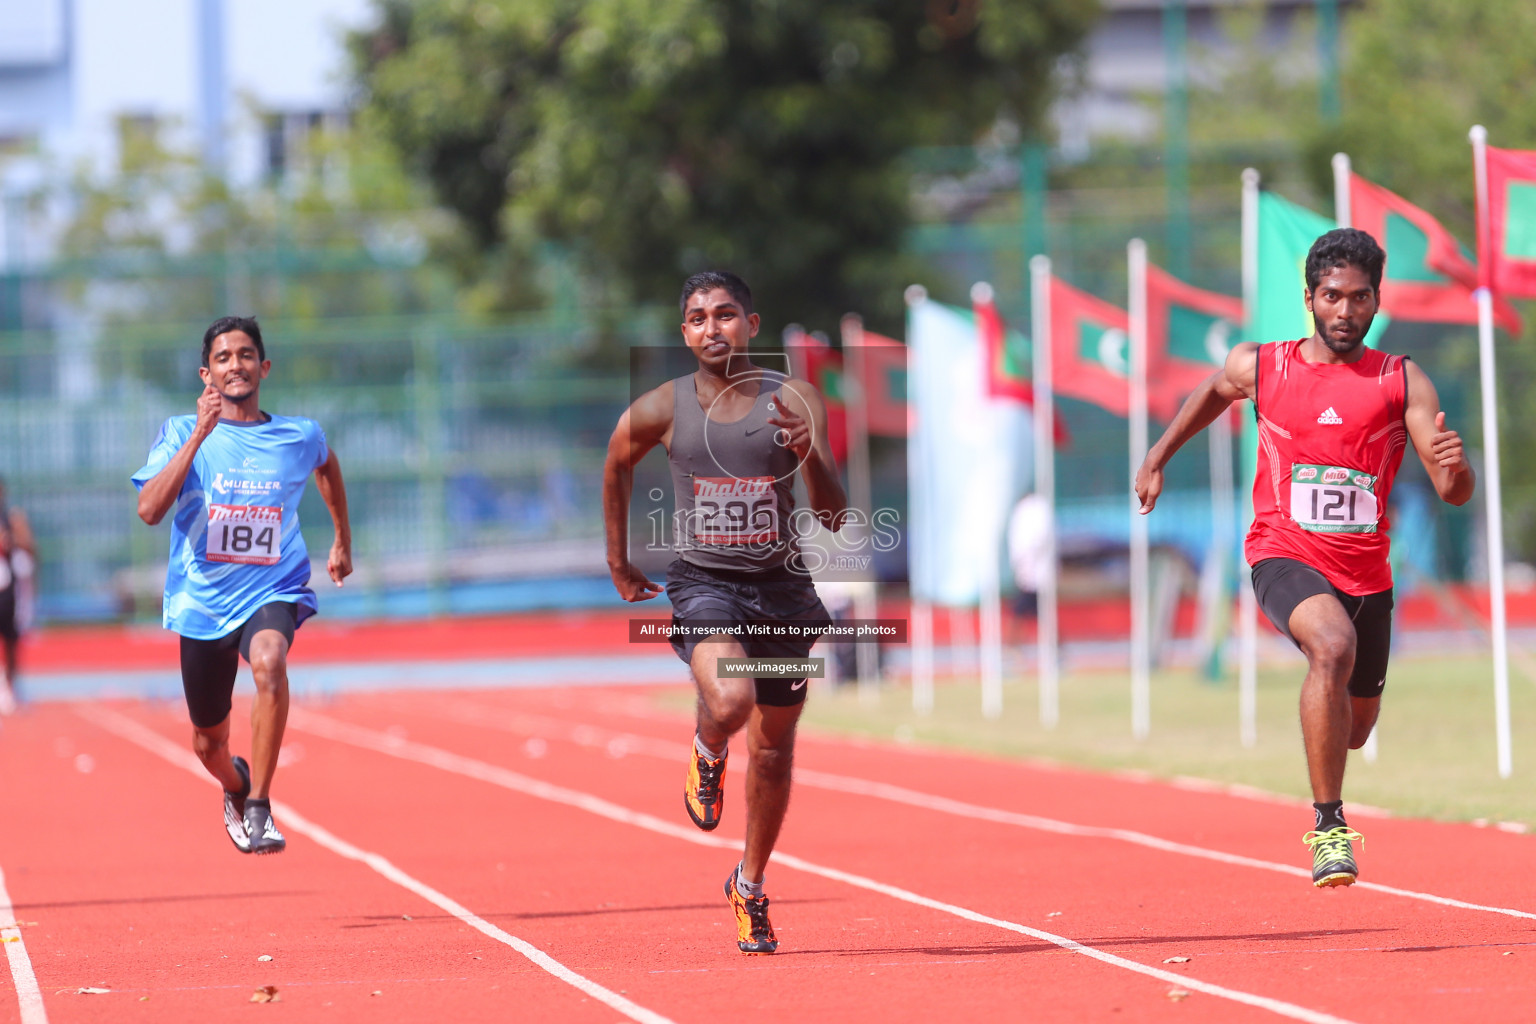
[134,316,353,856]
[133,412,329,638]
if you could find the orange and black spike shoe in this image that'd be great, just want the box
[683,742,726,831]
[725,866,778,954]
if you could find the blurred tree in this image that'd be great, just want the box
[349,0,1099,335]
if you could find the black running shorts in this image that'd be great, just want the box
[665,559,831,707]
[1250,557,1393,699]
[0,586,15,644]
[179,602,299,728]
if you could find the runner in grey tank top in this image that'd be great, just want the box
[602,271,847,956]
[668,369,801,574]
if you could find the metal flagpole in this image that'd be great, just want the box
[1128,240,1151,739]
[839,313,882,704]
[1238,168,1260,748]
[1030,255,1060,729]
[972,283,1006,720]
[1470,124,1513,779]
[1332,150,1379,764]
[904,285,936,715]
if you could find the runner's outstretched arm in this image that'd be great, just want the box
[313,449,354,585]
[603,384,673,601]
[1135,341,1258,514]
[1401,361,1475,506]
[138,384,222,525]
[773,379,848,530]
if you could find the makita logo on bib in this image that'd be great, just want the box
[1317,407,1343,425]
[693,476,774,500]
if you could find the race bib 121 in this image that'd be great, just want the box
[1289,463,1379,534]
[206,504,283,564]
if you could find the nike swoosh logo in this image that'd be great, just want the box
[790,679,807,690]
[744,424,770,435]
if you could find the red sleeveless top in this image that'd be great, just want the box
[1246,339,1409,595]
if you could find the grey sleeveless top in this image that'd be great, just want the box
[668,370,801,573]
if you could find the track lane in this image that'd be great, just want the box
[0,701,669,1024]
[315,687,1536,1024]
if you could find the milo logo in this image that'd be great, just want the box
[1322,467,1350,484]
[1296,467,1318,481]
[1353,474,1373,488]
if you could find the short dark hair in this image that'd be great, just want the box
[1305,228,1385,294]
[679,270,753,317]
[202,316,265,367]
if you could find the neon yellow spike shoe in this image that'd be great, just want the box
[1303,827,1364,887]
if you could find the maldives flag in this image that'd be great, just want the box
[1485,144,1536,299]
[973,285,1070,443]
[1049,275,1138,418]
[1349,171,1520,333]
[855,331,908,438]
[1144,262,1242,401]
[785,330,849,464]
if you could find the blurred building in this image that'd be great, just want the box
[0,0,370,200]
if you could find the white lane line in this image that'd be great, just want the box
[75,705,677,1024]
[0,865,48,1024]
[287,707,1361,1024]
[399,698,1536,923]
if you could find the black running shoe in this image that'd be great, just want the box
[243,798,287,855]
[1303,826,1363,887]
[725,866,778,954]
[224,757,252,854]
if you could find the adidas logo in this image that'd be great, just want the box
[1317,407,1343,425]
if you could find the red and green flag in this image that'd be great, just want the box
[786,327,908,465]
[1144,262,1242,402]
[972,285,1070,443]
[1049,275,1142,418]
[1484,144,1536,300]
[1348,171,1520,333]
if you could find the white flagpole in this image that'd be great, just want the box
[1030,255,1060,729]
[1332,152,1352,228]
[1470,124,1513,779]
[839,313,882,704]
[972,283,1006,719]
[1332,150,1379,763]
[904,284,936,715]
[1239,167,1260,749]
[1128,239,1151,739]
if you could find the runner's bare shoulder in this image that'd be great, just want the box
[624,378,676,449]
[1222,341,1260,400]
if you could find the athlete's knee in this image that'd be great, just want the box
[192,728,228,763]
[248,647,289,694]
[752,741,795,782]
[1306,629,1356,680]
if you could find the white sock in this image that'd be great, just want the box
[694,734,725,761]
[735,864,765,899]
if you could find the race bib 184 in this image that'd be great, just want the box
[1289,464,1379,534]
[206,504,283,564]
[691,476,778,545]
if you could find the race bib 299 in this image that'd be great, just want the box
[206,504,283,564]
[1289,463,1379,534]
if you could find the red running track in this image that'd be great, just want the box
[1,685,1533,1023]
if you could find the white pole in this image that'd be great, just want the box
[839,313,882,704]
[1128,239,1151,739]
[1030,255,1060,729]
[1470,124,1513,779]
[904,284,935,715]
[1332,152,1352,227]
[972,283,1006,720]
[1239,167,1260,749]
[912,599,935,714]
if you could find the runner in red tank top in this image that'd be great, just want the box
[1135,229,1475,888]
